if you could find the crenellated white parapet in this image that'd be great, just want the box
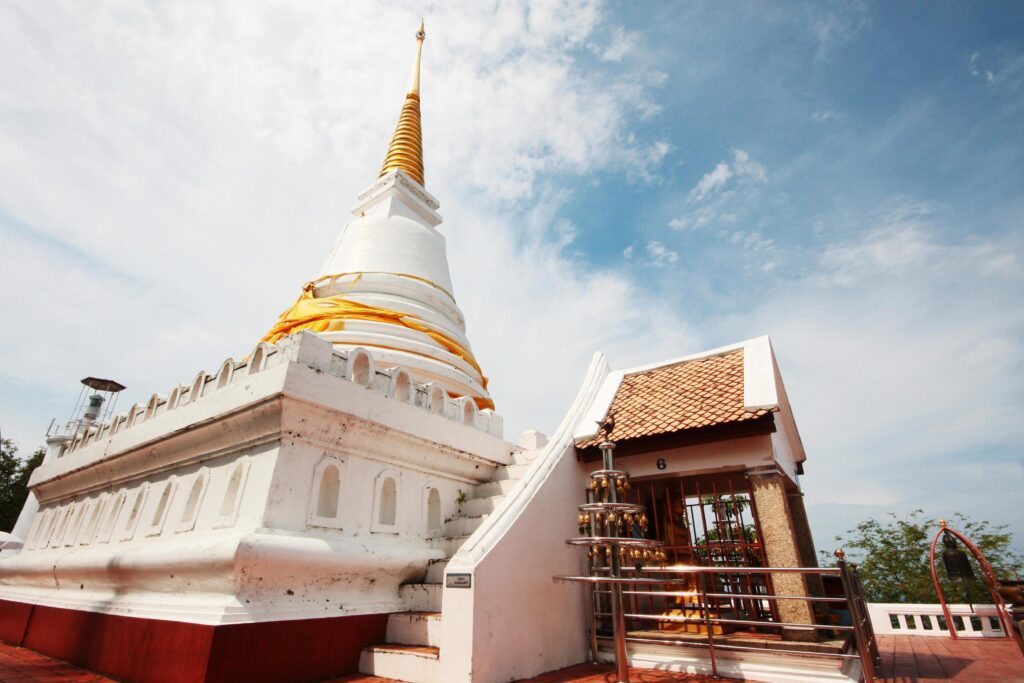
[0,332,511,626]
[59,331,503,461]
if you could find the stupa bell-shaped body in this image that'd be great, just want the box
[263,23,493,409]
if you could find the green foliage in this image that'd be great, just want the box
[823,509,1024,604]
[693,495,760,565]
[0,439,46,533]
[700,494,750,521]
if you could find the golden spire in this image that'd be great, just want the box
[379,20,426,187]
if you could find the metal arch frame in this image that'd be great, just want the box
[928,522,1016,641]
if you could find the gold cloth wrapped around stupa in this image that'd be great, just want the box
[261,273,491,410]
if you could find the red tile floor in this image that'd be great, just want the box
[330,635,1024,682]
[0,642,114,682]
[333,667,734,682]
[875,634,1024,682]
[1,634,1022,682]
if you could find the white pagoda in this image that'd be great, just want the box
[0,23,830,683]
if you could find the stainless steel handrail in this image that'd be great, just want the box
[555,559,878,683]
[593,610,855,631]
[595,634,863,660]
[593,565,839,573]
[620,589,849,603]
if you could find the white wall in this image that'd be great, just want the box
[608,434,774,482]
[468,450,591,682]
[439,353,609,683]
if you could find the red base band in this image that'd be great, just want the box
[0,598,388,682]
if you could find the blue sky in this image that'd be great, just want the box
[1,1,1021,555]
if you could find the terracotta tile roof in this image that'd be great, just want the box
[577,349,771,449]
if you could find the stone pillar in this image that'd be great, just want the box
[749,471,817,641]
[788,491,829,620]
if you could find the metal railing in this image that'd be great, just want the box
[556,559,879,682]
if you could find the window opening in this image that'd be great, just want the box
[317,465,340,518]
[426,487,441,532]
[378,477,397,526]
[220,464,244,517]
[152,482,172,526]
[64,504,86,546]
[182,475,205,523]
[81,498,104,544]
[101,491,125,540]
[124,488,145,534]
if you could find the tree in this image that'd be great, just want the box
[0,439,45,533]
[693,494,760,565]
[822,509,1024,604]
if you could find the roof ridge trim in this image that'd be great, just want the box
[616,335,771,378]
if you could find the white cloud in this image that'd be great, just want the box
[732,148,766,183]
[670,149,771,267]
[820,224,937,281]
[622,138,673,182]
[808,1,871,60]
[600,26,637,62]
[723,197,1024,528]
[684,148,766,206]
[0,1,686,446]
[646,241,679,268]
[811,110,837,122]
[968,48,1024,92]
[688,162,733,202]
[624,240,678,269]
[814,198,1018,286]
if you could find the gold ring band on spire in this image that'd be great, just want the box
[379,20,426,186]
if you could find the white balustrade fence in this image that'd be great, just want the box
[868,603,1006,637]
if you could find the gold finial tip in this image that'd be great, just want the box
[835,549,845,560]
[939,518,947,528]
[417,18,425,40]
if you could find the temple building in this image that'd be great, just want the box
[0,24,842,683]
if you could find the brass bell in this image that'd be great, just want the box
[942,532,976,581]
